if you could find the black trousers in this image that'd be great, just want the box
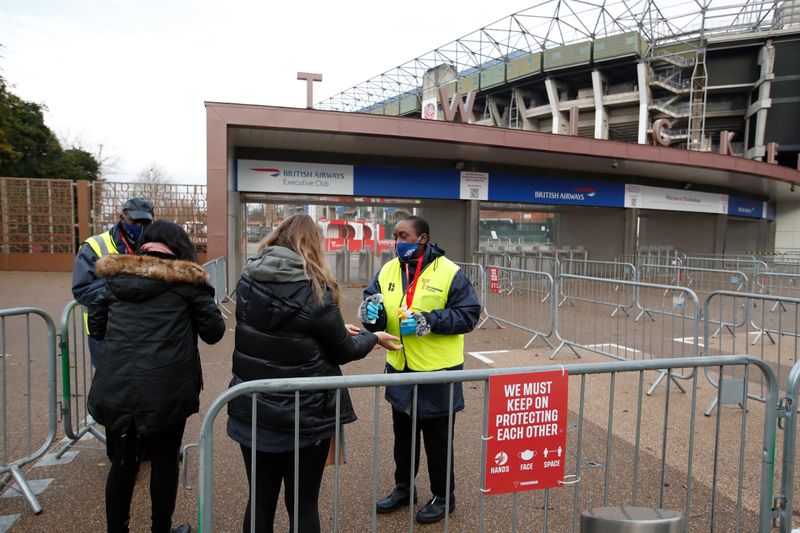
[239,438,331,533]
[105,419,186,533]
[392,410,456,498]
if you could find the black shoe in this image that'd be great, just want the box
[376,486,417,514]
[170,524,192,533]
[416,494,455,524]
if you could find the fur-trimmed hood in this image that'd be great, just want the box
[96,254,210,303]
[97,254,209,285]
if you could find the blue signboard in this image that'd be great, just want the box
[728,196,763,219]
[489,173,625,207]
[354,166,459,199]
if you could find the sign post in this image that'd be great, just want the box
[484,370,568,495]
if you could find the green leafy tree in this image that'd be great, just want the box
[0,75,100,180]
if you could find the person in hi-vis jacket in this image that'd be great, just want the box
[360,215,480,525]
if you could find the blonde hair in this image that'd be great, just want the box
[259,214,341,304]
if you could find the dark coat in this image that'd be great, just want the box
[87,254,225,435]
[227,246,378,452]
[72,222,136,308]
[363,243,481,418]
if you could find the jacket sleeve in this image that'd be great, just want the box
[315,298,378,365]
[361,272,387,332]
[190,285,226,345]
[72,242,105,306]
[87,286,110,340]
[424,269,481,335]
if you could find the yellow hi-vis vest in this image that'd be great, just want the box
[82,231,120,334]
[378,256,464,372]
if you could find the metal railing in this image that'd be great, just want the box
[702,290,800,416]
[202,256,234,318]
[479,266,555,349]
[197,355,780,532]
[54,300,105,459]
[0,308,58,514]
[552,275,700,387]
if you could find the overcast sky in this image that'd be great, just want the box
[1,0,532,183]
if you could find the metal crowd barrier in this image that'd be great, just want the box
[683,256,767,285]
[54,300,105,459]
[454,262,485,310]
[779,360,800,532]
[478,266,555,349]
[638,264,749,337]
[552,275,700,395]
[754,272,800,304]
[202,256,234,318]
[702,290,800,415]
[557,261,637,317]
[0,308,58,514]
[198,355,779,533]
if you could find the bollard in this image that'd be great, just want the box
[336,250,351,284]
[580,506,683,532]
[358,250,374,283]
[380,250,393,267]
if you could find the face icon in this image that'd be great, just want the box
[519,449,535,461]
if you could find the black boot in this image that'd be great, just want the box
[170,524,192,533]
[416,494,455,524]
[375,485,417,514]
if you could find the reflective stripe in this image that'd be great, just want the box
[82,231,120,335]
[378,256,464,371]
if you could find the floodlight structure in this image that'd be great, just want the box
[316,0,799,159]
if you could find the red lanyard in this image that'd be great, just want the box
[404,257,425,310]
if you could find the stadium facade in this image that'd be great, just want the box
[206,0,800,282]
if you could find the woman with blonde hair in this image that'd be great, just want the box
[227,213,400,533]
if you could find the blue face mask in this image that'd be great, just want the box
[396,239,423,261]
[123,223,144,242]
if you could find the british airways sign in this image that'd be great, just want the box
[491,174,625,207]
[236,160,354,194]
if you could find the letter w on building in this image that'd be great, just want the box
[438,87,476,123]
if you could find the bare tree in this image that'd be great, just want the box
[137,162,171,203]
[58,130,121,179]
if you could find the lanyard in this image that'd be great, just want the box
[404,257,425,310]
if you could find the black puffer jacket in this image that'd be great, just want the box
[87,254,225,435]
[227,246,378,452]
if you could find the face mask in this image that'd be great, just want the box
[396,239,422,261]
[123,223,144,242]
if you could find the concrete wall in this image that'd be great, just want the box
[638,211,717,254]
[725,218,760,252]
[776,200,800,249]
[555,207,625,260]
[424,200,468,262]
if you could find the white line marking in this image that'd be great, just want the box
[468,350,508,364]
[673,337,705,347]
[585,343,641,354]
[0,479,53,499]
[0,514,19,533]
[35,451,78,468]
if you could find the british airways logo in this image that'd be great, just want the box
[574,187,597,198]
[533,187,597,201]
[251,168,281,177]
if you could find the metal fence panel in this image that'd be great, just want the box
[91,181,207,253]
[54,301,106,459]
[0,307,58,514]
[480,266,555,349]
[702,291,800,415]
[198,355,779,533]
[0,177,76,254]
[553,275,700,389]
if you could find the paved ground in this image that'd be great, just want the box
[0,271,795,532]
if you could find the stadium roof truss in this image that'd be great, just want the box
[317,0,784,112]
